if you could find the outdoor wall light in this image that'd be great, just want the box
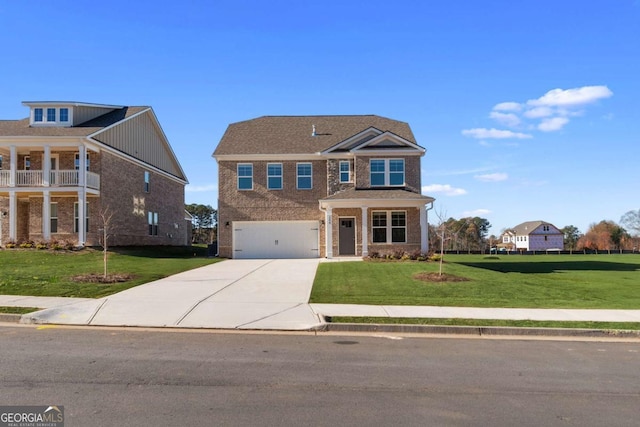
[225,221,230,227]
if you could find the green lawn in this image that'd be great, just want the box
[310,254,640,309]
[0,246,220,298]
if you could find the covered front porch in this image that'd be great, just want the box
[319,189,434,259]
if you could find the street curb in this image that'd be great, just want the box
[0,313,22,323]
[323,322,640,339]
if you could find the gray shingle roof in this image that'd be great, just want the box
[0,106,148,137]
[213,115,418,156]
[510,221,562,235]
[322,188,433,201]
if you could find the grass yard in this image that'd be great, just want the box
[310,254,640,309]
[0,246,220,298]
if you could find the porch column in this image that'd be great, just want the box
[77,190,86,246]
[43,145,51,187]
[9,192,17,241]
[361,206,368,257]
[78,145,86,186]
[325,207,333,258]
[420,205,428,253]
[9,145,16,187]
[42,191,51,240]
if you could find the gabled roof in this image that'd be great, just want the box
[213,115,419,156]
[507,221,562,236]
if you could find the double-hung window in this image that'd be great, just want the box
[144,171,150,193]
[74,202,89,233]
[34,108,43,122]
[370,159,405,186]
[237,163,253,190]
[60,108,69,122]
[148,212,158,236]
[50,203,58,233]
[297,163,312,189]
[46,108,56,122]
[372,211,406,243]
[339,160,351,183]
[75,153,90,171]
[267,163,282,190]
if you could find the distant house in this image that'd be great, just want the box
[501,221,564,251]
[213,115,435,259]
[0,101,189,247]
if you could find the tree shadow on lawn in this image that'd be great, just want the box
[104,246,211,259]
[455,260,640,274]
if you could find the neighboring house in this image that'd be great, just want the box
[213,115,435,259]
[501,221,564,251]
[0,101,189,247]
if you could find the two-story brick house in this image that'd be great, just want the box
[0,101,189,247]
[214,115,434,259]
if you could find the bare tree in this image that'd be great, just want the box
[433,207,448,276]
[97,207,116,279]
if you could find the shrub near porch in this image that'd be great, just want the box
[310,254,640,309]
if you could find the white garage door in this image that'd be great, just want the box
[233,221,320,259]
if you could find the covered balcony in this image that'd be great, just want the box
[0,169,100,190]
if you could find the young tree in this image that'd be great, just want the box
[97,207,116,279]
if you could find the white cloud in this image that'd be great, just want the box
[489,111,521,127]
[538,117,569,132]
[422,184,467,196]
[493,102,521,112]
[527,85,613,107]
[462,128,533,139]
[523,106,554,118]
[463,209,491,217]
[475,173,508,182]
[186,184,218,192]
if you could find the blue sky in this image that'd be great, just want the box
[1,1,638,236]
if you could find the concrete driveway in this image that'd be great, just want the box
[23,259,324,330]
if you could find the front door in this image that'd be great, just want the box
[50,154,59,185]
[339,218,356,255]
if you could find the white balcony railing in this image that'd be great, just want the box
[0,170,100,190]
[0,170,10,187]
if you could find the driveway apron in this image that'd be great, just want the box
[23,259,323,330]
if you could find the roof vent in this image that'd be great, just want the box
[311,124,316,137]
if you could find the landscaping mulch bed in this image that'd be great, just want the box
[71,273,134,284]
[413,272,470,283]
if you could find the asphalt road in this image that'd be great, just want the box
[1,326,638,426]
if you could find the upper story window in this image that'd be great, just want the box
[339,160,351,183]
[267,163,282,190]
[297,163,312,190]
[47,108,56,122]
[60,108,69,122]
[370,159,405,186]
[30,106,73,126]
[34,108,43,122]
[24,156,31,170]
[0,155,3,170]
[237,163,253,190]
[75,153,90,171]
[144,171,150,192]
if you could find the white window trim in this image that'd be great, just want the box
[371,210,407,244]
[75,152,90,171]
[237,163,253,190]
[370,158,405,187]
[148,211,159,236]
[46,108,57,123]
[267,162,283,190]
[339,160,351,183]
[144,171,150,193]
[296,162,313,190]
[24,156,30,170]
